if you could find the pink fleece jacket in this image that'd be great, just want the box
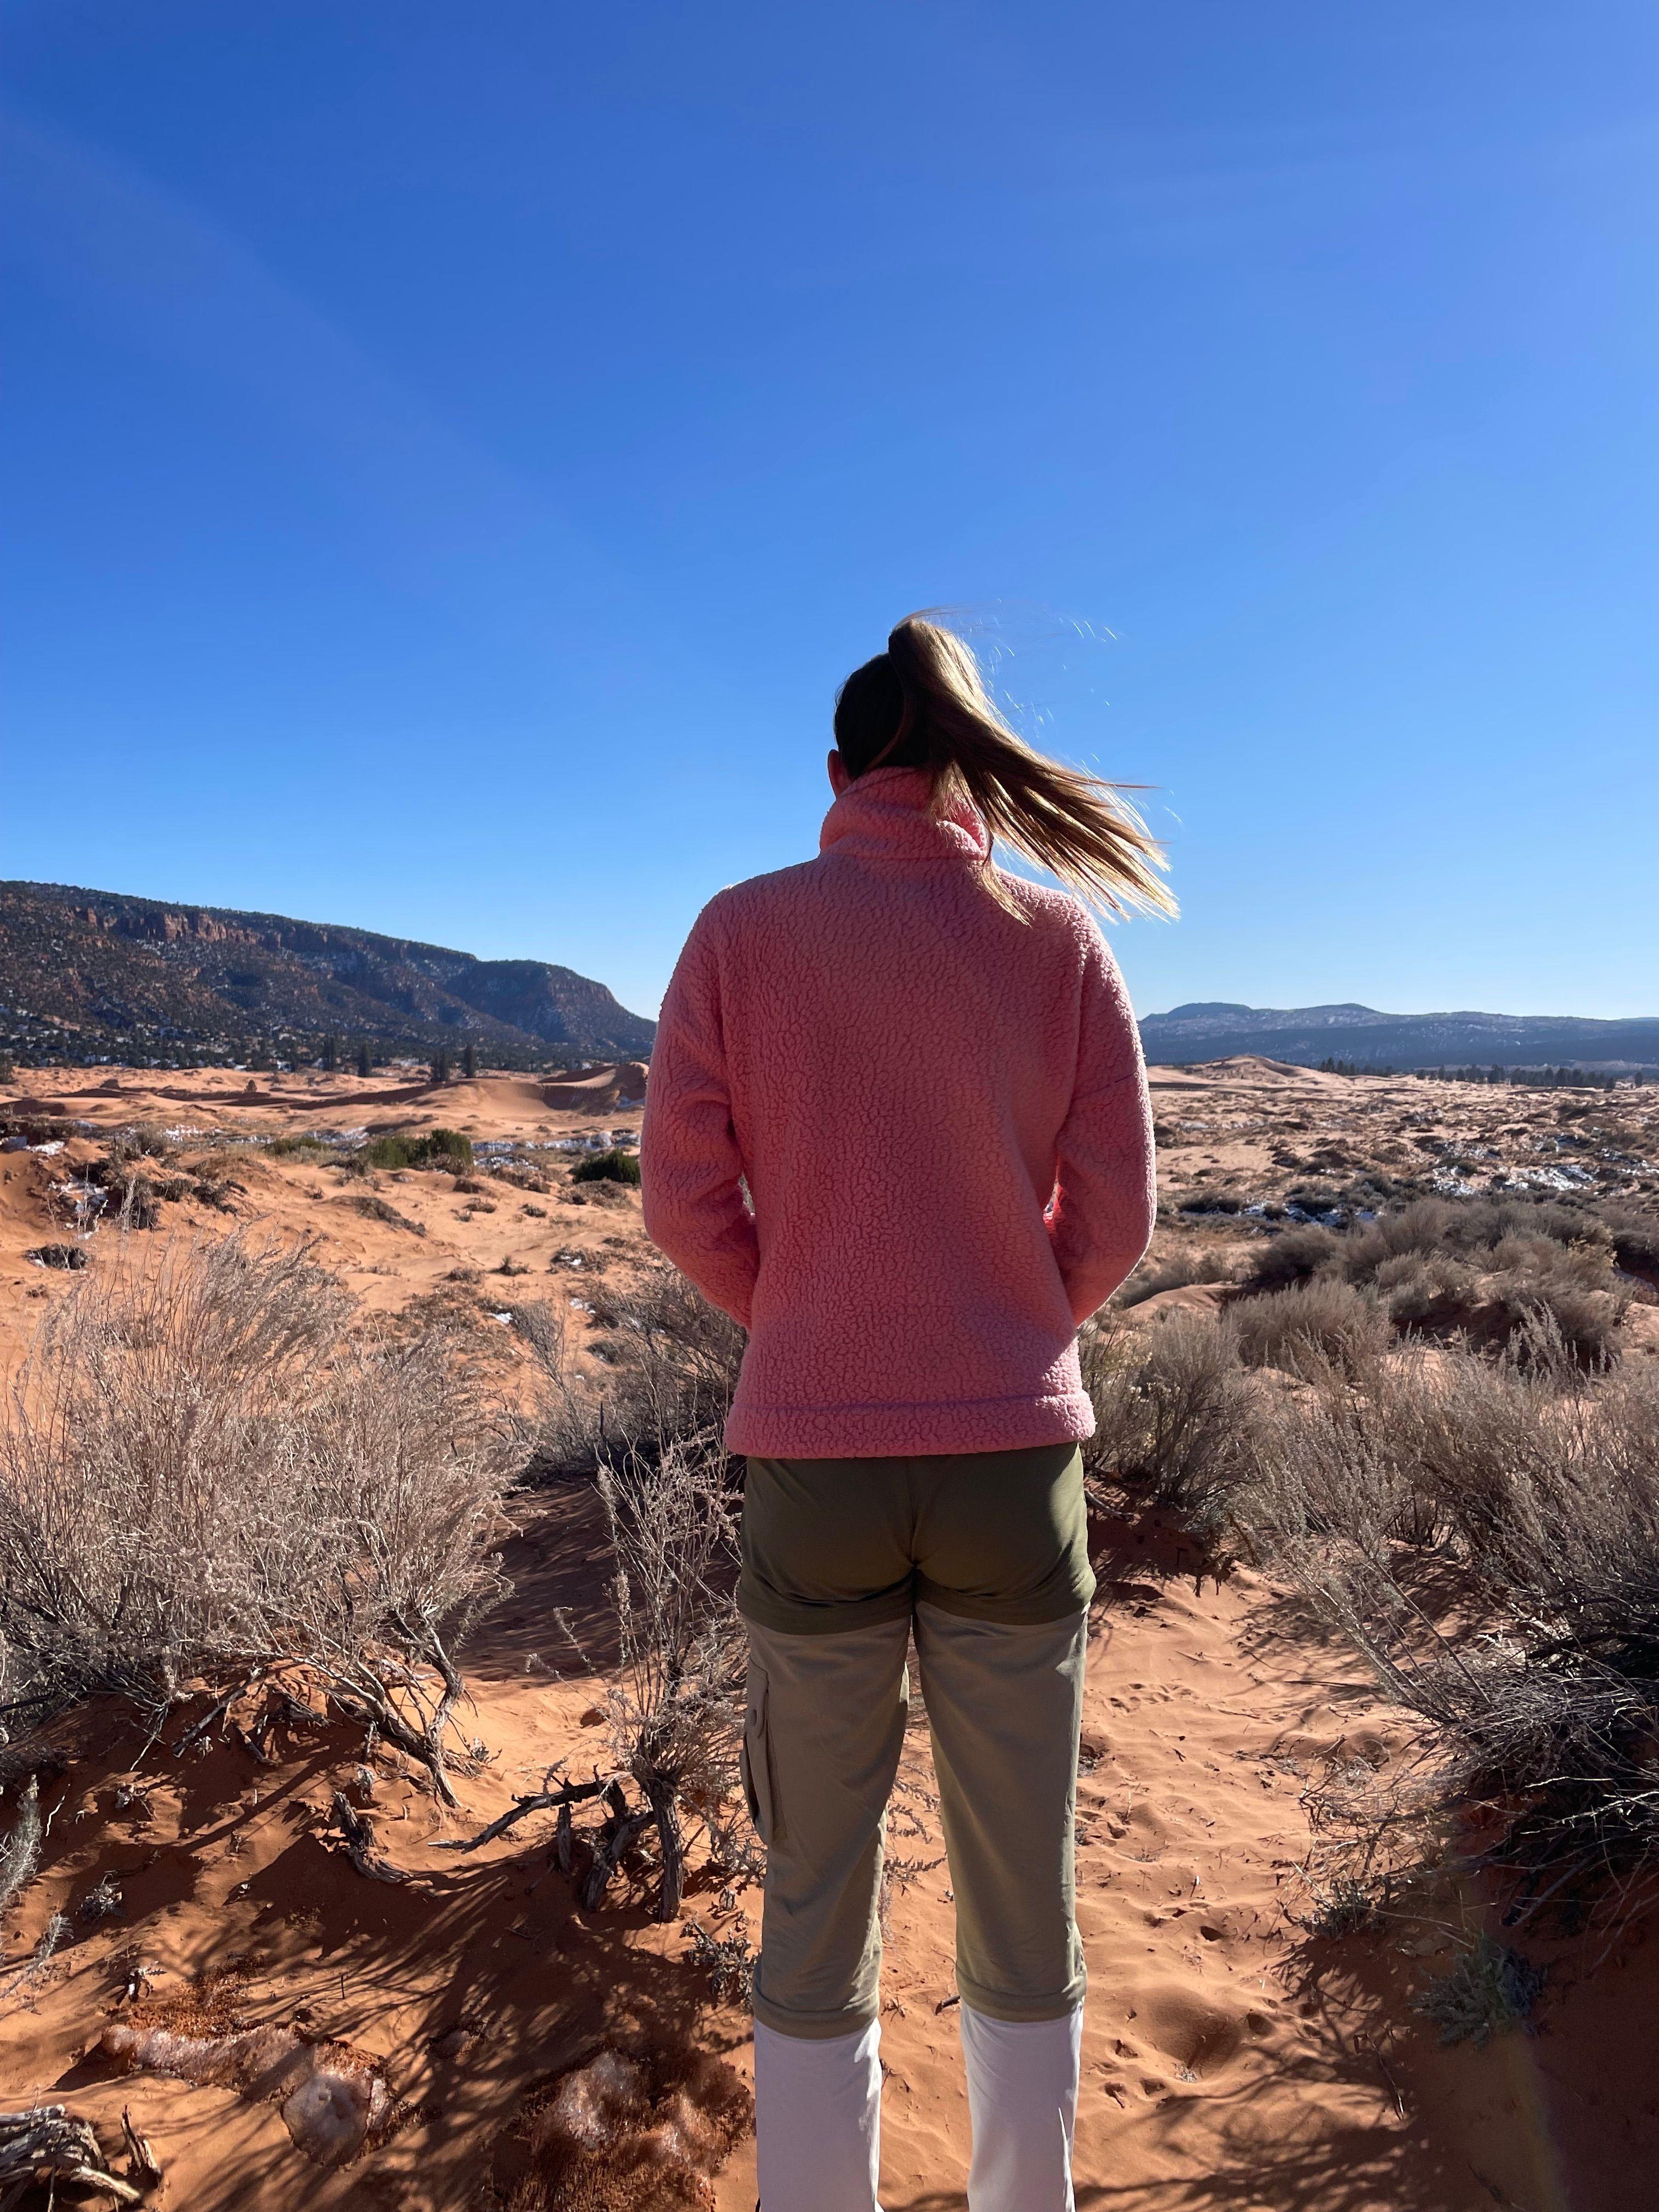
[639,767,1156,1458]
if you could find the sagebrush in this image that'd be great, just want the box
[0,1236,512,1796]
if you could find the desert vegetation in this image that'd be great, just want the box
[1085,1187,1659,1953]
[1242,1193,1631,1367]
[362,1127,474,1172]
[446,1258,751,1926]
[0,1236,512,1800]
[571,1145,643,1187]
[1249,1333,1659,1928]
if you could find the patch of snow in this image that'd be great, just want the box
[1499,1165,1598,1193]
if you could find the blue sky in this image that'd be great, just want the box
[4,2,1655,1023]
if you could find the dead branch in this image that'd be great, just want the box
[120,2105,162,2187]
[68,2165,145,2205]
[313,1637,467,1807]
[238,1683,324,1764]
[643,1774,685,1923]
[430,1770,613,1852]
[0,2109,142,2202]
[327,1791,407,1884]
[580,1781,657,1909]
[171,1677,262,1759]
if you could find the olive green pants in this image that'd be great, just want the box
[738,1445,1093,2040]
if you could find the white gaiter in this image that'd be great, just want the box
[753,2017,884,2212]
[958,2004,1082,2212]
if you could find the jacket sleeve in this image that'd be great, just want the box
[1046,919,1157,1323]
[639,907,759,1329]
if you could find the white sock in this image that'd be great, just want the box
[958,2004,1081,2212]
[754,2017,883,2212]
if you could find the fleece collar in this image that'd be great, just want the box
[818,766,991,867]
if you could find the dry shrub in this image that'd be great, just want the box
[512,1299,601,1475]
[106,1121,177,1167]
[1343,1195,1598,1273]
[1080,1311,1257,1537]
[591,1432,746,1920]
[1602,1203,1659,1281]
[586,1267,746,1452]
[1370,1248,1476,1329]
[522,1264,745,1479]
[1240,1357,1444,1558]
[504,1265,750,1916]
[1482,1247,1628,1369]
[1232,1277,1388,1378]
[1248,1223,1341,1291]
[1245,1196,1629,1368]
[1115,1243,1239,1310]
[0,1237,511,1795]
[1246,1337,1659,1925]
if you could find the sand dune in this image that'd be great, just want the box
[541,1061,649,1113]
[1147,1053,1357,1093]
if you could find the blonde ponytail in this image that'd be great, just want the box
[843,616,1177,920]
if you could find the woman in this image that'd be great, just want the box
[640,616,1171,2212]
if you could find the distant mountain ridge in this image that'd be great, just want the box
[1141,1001,1659,1073]
[0,881,655,1064]
[7,880,1649,1077]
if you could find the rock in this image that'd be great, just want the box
[27,1244,87,1270]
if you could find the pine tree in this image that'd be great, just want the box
[432,1048,450,1085]
[462,1041,478,1079]
[322,1035,339,1073]
[356,1041,373,1079]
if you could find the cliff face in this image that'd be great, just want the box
[0,881,657,1062]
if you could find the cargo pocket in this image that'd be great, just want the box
[740,1665,783,1845]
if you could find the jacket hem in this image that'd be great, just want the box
[724,1389,1096,1460]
